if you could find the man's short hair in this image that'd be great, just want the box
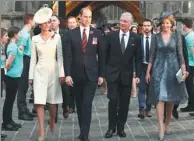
[79,7,92,16]
[120,12,134,22]
[52,14,59,20]
[142,18,153,26]
[24,13,34,25]
[181,18,193,28]
[67,16,76,21]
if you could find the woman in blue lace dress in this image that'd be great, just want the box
[146,13,188,140]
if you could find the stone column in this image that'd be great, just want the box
[58,1,66,18]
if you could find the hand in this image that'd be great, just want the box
[146,73,150,84]
[136,78,140,84]
[98,77,104,86]
[29,79,33,84]
[59,77,65,85]
[182,72,188,81]
[19,46,24,51]
[133,72,136,78]
[65,76,73,87]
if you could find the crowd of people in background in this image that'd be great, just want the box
[0,5,194,141]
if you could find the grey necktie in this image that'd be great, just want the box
[121,33,126,54]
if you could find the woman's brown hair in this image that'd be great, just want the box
[1,28,7,38]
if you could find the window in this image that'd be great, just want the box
[15,1,24,11]
[183,1,189,13]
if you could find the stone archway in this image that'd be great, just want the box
[53,1,143,23]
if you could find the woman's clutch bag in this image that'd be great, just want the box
[176,68,183,83]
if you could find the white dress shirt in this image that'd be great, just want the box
[119,30,130,48]
[52,28,59,34]
[80,26,90,41]
[143,34,151,64]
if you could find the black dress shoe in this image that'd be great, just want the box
[1,133,7,139]
[18,113,33,121]
[26,110,37,117]
[172,110,179,119]
[189,112,194,116]
[117,130,126,137]
[80,137,89,141]
[104,129,116,138]
[180,107,194,112]
[63,111,69,119]
[2,123,19,131]
[11,120,22,128]
[138,111,145,119]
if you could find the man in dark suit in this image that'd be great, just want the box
[66,16,78,113]
[104,12,142,138]
[50,15,67,122]
[137,19,153,119]
[64,7,105,141]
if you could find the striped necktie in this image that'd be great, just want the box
[82,28,87,53]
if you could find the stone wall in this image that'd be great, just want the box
[1,1,51,29]
[2,1,194,30]
[141,1,194,20]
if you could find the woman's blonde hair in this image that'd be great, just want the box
[162,15,175,25]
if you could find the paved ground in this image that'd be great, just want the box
[1,87,194,141]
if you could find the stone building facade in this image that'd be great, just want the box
[140,1,194,31]
[1,1,51,29]
[1,1,194,29]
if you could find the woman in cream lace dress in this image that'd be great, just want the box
[29,7,64,141]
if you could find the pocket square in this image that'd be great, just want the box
[132,44,135,46]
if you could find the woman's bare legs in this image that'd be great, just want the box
[35,104,45,139]
[165,103,174,132]
[48,104,56,131]
[156,101,165,137]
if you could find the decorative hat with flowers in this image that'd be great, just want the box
[34,7,53,24]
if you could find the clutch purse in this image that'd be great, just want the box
[176,68,183,83]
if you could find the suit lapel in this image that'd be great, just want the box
[141,35,144,57]
[75,27,82,52]
[59,29,64,39]
[85,27,94,52]
[124,32,134,53]
[126,33,132,48]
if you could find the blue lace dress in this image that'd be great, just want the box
[147,33,188,105]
